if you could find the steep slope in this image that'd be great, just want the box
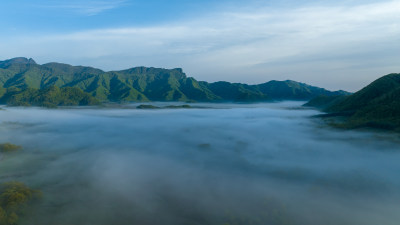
[326,74,400,112]
[0,86,100,107]
[303,95,348,109]
[0,57,347,104]
[306,73,400,130]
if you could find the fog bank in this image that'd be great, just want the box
[0,102,399,225]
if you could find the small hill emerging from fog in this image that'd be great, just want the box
[305,73,400,130]
[0,57,347,106]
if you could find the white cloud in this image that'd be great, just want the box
[1,0,400,91]
[44,0,127,16]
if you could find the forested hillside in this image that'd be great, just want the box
[0,57,347,105]
[305,73,400,130]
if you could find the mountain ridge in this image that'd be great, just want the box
[305,73,400,130]
[0,57,349,105]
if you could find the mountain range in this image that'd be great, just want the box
[0,57,348,106]
[1,57,399,130]
[305,73,400,130]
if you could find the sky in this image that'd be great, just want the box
[0,0,399,91]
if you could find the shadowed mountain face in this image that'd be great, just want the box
[0,57,37,68]
[0,57,347,104]
[305,73,400,130]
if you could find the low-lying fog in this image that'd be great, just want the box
[0,102,400,225]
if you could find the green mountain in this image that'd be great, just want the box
[305,73,400,130]
[3,86,100,108]
[0,57,347,105]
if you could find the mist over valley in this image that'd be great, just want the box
[0,102,399,225]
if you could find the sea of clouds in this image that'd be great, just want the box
[0,102,399,225]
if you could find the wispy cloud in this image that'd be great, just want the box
[2,0,400,91]
[44,0,127,16]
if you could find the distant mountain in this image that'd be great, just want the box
[305,73,400,130]
[0,57,347,106]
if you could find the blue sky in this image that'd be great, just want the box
[1,0,399,91]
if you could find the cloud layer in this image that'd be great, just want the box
[1,102,400,224]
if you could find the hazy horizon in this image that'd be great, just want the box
[1,0,399,92]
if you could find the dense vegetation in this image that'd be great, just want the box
[0,182,41,225]
[0,143,41,225]
[305,73,400,130]
[0,86,99,107]
[0,57,347,104]
[0,144,21,153]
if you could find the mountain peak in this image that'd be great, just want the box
[0,57,37,68]
[8,57,36,64]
